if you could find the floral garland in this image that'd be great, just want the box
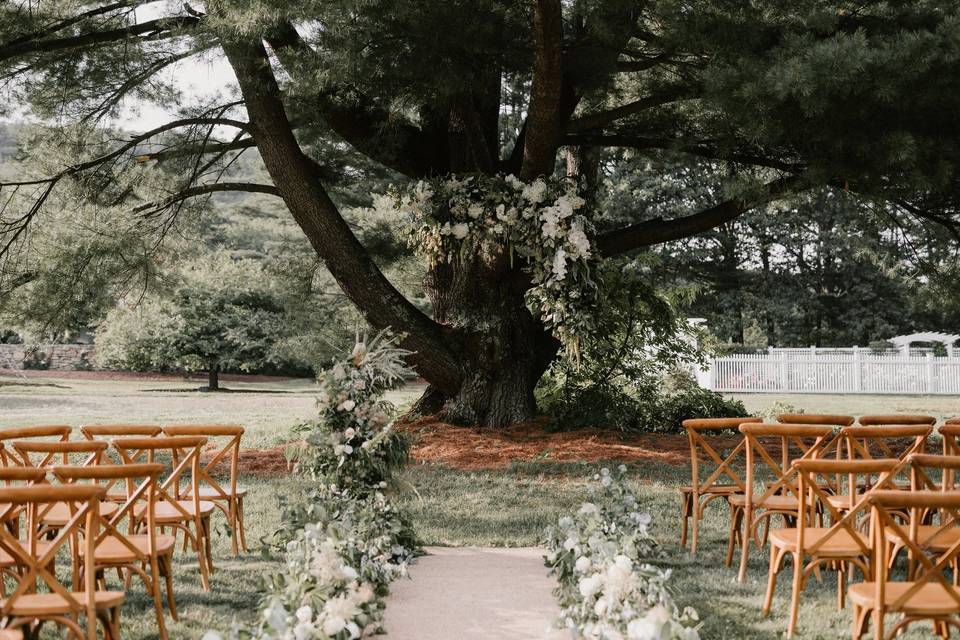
[396,174,598,359]
[205,331,418,640]
[544,467,701,640]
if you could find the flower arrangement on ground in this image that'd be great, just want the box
[544,467,701,640]
[206,330,418,640]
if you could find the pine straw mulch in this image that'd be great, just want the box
[228,417,749,477]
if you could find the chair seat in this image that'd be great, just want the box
[41,501,118,528]
[83,534,177,563]
[885,525,960,551]
[136,500,215,523]
[848,582,960,615]
[1,590,125,616]
[0,629,22,640]
[728,493,799,510]
[769,527,869,556]
[827,494,860,510]
[0,542,55,567]
[182,486,248,500]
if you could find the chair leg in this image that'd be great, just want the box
[726,505,742,568]
[787,552,803,638]
[837,561,846,611]
[161,554,178,620]
[872,608,883,640]
[762,544,780,616]
[237,496,248,553]
[149,555,169,640]
[202,515,215,574]
[680,493,690,549]
[691,497,701,555]
[228,497,240,556]
[738,510,752,583]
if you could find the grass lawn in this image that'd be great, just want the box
[3,378,955,638]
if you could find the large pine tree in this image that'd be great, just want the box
[1,1,959,426]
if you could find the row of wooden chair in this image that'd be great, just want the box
[679,413,960,638]
[0,424,248,555]
[0,423,249,640]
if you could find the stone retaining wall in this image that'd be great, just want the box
[0,344,96,371]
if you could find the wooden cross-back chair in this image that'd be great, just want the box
[762,458,900,637]
[0,468,49,598]
[10,440,118,536]
[859,414,937,426]
[730,423,839,583]
[778,413,856,427]
[112,436,214,591]
[54,463,176,640]
[881,454,960,581]
[0,426,71,469]
[851,490,960,640]
[836,424,931,501]
[0,483,124,640]
[680,417,761,555]
[162,424,248,555]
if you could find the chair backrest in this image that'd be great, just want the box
[161,425,244,502]
[839,424,931,462]
[80,424,163,439]
[0,425,71,467]
[906,453,960,493]
[867,490,960,613]
[112,436,207,521]
[739,423,838,508]
[11,440,108,469]
[794,458,899,559]
[53,463,164,561]
[947,417,960,425]
[682,418,762,495]
[81,424,162,466]
[858,414,936,426]
[777,413,855,426]
[941,423,960,456]
[0,483,104,638]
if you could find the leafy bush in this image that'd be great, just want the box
[544,467,701,639]
[207,331,418,640]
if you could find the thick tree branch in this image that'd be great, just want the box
[132,182,280,217]
[520,0,564,180]
[596,175,802,256]
[565,89,693,133]
[0,16,201,63]
[218,34,461,391]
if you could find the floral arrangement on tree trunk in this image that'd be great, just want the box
[396,174,597,359]
[205,331,418,640]
[544,467,701,640]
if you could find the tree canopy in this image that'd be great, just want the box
[1,0,959,425]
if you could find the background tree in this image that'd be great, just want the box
[2,1,960,425]
[96,254,289,389]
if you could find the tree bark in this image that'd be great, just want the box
[411,255,559,427]
[207,363,220,391]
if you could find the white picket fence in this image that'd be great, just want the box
[707,351,960,395]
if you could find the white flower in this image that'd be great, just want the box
[578,574,602,598]
[552,248,568,279]
[293,622,313,640]
[337,399,356,412]
[295,606,312,624]
[567,219,591,259]
[575,556,592,573]
[344,428,356,439]
[201,634,222,640]
[555,196,574,219]
[263,601,288,631]
[468,204,484,219]
[522,179,547,203]
[451,223,470,239]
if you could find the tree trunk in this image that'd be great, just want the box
[208,364,220,391]
[410,256,559,427]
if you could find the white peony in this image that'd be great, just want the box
[552,248,568,279]
[337,399,356,412]
[295,606,312,624]
[575,556,592,573]
[467,204,484,219]
[451,223,470,239]
[522,179,547,203]
[578,574,603,598]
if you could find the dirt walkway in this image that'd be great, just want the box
[383,547,566,640]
